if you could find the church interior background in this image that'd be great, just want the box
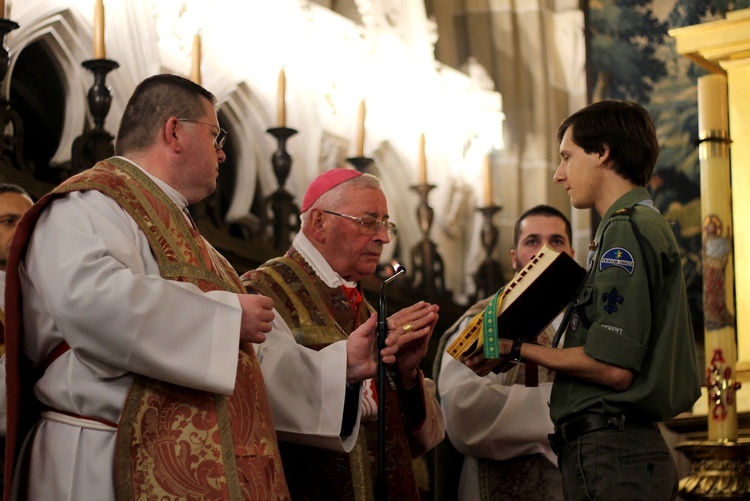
[3,0,750,498]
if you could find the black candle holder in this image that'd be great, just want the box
[263,126,300,250]
[473,204,504,302]
[71,58,120,173]
[0,18,19,84]
[409,183,447,300]
[82,59,119,129]
[346,155,374,173]
[0,17,31,173]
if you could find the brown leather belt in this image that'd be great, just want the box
[548,412,657,455]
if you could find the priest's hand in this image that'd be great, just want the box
[345,314,398,384]
[238,294,275,344]
[388,301,439,388]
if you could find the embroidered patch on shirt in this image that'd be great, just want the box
[602,287,624,314]
[602,324,623,335]
[599,247,635,275]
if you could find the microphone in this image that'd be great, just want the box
[383,262,406,286]
[376,260,405,501]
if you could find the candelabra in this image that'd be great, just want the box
[263,126,300,250]
[0,17,31,174]
[473,205,504,301]
[409,183,446,300]
[71,58,119,173]
[346,155,374,173]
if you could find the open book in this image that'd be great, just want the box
[446,245,585,363]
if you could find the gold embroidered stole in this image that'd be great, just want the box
[42,159,288,500]
[243,250,420,501]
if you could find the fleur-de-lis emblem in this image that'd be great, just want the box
[602,287,624,314]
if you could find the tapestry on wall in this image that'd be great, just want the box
[586,0,750,339]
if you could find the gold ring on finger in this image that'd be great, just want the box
[402,323,414,333]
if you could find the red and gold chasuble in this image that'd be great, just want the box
[243,250,421,501]
[3,158,288,500]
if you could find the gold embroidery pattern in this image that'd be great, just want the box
[242,252,422,500]
[54,161,288,500]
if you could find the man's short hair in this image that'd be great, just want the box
[512,204,572,250]
[114,74,217,156]
[0,183,34,202]
[557,100,659,187]
[0,183,32,199]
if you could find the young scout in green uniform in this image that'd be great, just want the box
[465,100,701,500]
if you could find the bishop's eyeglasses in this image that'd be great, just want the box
[177,118,228,150]
[323,210,397,239]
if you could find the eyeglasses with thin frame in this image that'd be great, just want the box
[177,118,228,150]
[323,209,397,239]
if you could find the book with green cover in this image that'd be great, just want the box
[447,245,585,366]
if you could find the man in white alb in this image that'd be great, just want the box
[436,205,574,500]
[4,74,298,500]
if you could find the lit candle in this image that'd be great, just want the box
[276,68,286,127]
[190,34,202,85]
[94,0,106,59]
[417,133,427,184]
[482,153,492,206]
[355,99,366,157]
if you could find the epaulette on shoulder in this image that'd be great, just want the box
[613,206,635,217]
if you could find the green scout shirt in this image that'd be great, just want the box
[550,187,701,424]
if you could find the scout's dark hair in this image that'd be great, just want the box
[513,204,572,250]
[557,100,659,187]
[115,73,217,156]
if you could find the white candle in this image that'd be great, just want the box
[417,133,427,184]
[190,34,202,85]
[698,73,736,443]
[276,68,286,127]
[482,153,492,206]
[355,99,366,156]
[94,0,106,59]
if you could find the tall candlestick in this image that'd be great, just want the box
[417,133,427,184]
[276,68,286,127]
[190,34,201,85]
[482,153,492,206]
[355,99,366,157]
[94,0,106,59]
[697,74,737,443]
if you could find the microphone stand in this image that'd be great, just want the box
[376,264,405,501]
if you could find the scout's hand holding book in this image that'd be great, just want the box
[447,244,585,375]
